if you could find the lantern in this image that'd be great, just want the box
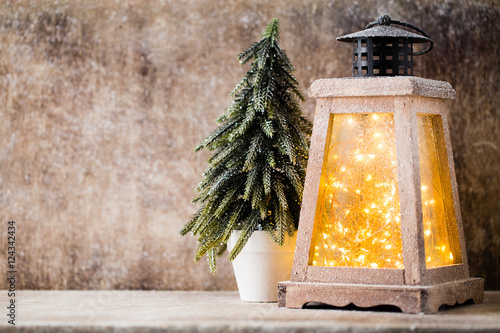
[278,15,484,314]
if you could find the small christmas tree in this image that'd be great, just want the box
[180,18,312,272]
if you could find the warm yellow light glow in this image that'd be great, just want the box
[417,115,462,268]
[309,113,403,269]
[308,113,463,270]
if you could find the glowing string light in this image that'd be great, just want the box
[309,113,462,269]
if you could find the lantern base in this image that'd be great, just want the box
[278,278,484,314]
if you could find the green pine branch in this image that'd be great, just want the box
[180,18,312,272]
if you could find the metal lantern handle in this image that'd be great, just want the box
[366,14,433,55]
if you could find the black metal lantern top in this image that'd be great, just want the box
[337,15,433,77]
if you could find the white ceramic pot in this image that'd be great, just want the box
[227,230,297,302]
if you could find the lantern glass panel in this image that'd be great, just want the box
[417,114,463,268]
[308,113,403,269]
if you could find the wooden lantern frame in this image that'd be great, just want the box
[278,77,484,314]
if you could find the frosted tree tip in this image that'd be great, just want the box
[263,18,280,44]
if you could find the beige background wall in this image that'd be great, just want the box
[0,0,498,290]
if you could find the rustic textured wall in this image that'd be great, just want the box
[0,0,498,290]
